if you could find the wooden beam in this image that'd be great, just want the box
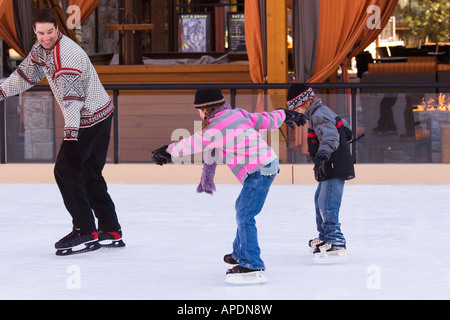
[118,0,143,65]
[106,24,154,31]
[265,0,289,161]
[151,0,165,52]
[266,0,288,85]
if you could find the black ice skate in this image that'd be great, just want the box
[55,229,101,256]
[313,243,348,264]
[98,229,126,248]
[225,265,268,284]
[223,254,239,269]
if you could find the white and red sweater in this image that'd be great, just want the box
[0,33,113,140]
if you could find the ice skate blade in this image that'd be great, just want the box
[225,271,268,285]
[314,251,349,264]
[99,239,126,248]
[55,241,101,256]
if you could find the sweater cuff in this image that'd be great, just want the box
[64,128,79,141]
[0,88,6,101]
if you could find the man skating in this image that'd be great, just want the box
[0,9,125,255]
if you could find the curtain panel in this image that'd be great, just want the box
[292,0,320,83]
[0,0,26,58]
[244,0,266,112]
[308,0,398,83]
[244,0,265,86]
[291,0,398,152]
[69,0,101,25]
[340,0,399,82]
[13,0,34,55]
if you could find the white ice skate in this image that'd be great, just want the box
[225,266,268,284]
[308,238,325,253]
[313,243,348,264]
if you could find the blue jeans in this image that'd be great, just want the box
[232,160,278,270]
[314,178,346,245]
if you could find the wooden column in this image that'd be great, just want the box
[265,0,288,161]
[119,0,143,65]
[266,0,288,92]
[215,6,225,52]
[151,0,165,52]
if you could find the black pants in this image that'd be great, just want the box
[54,115,121,234]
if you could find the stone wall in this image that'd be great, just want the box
[80,0,119,55]
[414,110,450,162]
[22,92,55,161]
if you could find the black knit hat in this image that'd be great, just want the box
[286,83,316,110]
[194,88,225,109]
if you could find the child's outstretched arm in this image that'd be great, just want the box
[243,109,285,130]
[153,131,214,165]
[243,109,306,131]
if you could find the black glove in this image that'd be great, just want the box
[283,109,307,129]
[152,145,171,166]
[314,150,330,181]
[63,140,81,169]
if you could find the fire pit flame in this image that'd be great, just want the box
[414,93,450,111]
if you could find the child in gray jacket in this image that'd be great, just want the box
[287,83,355,264]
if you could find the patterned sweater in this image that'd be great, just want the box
[168,107,286,183]
[0,33,114,140]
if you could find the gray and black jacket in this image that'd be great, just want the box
[304,99,355,182]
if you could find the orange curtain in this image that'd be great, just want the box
[0,0,26,58]
[244,0,264,86]
[244,0,265,112]
[293,0,398,153]
[69,0,101,24]
[308,0,398,83]
[341,0,399,82]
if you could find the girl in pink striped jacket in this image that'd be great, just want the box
[152,88,305,284]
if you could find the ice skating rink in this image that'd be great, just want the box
[0,183,449,300]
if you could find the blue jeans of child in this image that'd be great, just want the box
[232,160,278,270]
[315,178,346,245]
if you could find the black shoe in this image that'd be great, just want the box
[55,229,98,249]
[226,265,264,275]
[98,229,126,248]
[224,254,239,269]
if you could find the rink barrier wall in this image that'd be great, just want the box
[0,164,449,184]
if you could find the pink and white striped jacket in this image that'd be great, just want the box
[168,107,286,183]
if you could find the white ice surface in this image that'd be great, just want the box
[0,183,449,300]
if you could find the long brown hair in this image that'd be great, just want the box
[200,101,225,129]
